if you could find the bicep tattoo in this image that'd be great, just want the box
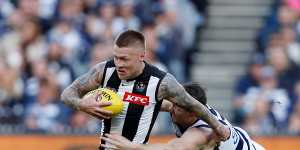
[72,65,102,96]
[60,62,106,108]
[158,73,194,108]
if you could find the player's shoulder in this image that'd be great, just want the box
[104,59,115,67]
[178,127,213,149]
[145,61,167,78]
[160,73,177,86]
[192,119,211,129]
[91,59,116,71]
[90,61,108,72]
[156,73,181,98]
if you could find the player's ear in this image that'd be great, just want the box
[139,50,145,61]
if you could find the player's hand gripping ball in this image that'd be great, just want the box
[83,88,124,116]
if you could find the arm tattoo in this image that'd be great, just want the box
[157,73,222,130]
[60,62,106,109]
[158,74,194,108]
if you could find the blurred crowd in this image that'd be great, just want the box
[0,0,206,134]
[3,0,300,138]
[233,0,300,136]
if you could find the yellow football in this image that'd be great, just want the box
[83,88,124,116]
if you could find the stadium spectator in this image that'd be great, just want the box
[142,22,168,72]
[267,46,300,95]
[257,3,299,52]
[22,59,49,106]
[154,6,185,82]
[0,59,23,125]
[57,0,85,30]
[242,66,290,135]
[47,42,76,90]
[116,0,141,31]
[24,76,62,133]
[89,41,113,67]
[280,27,300,65]
[18,0,39,19]
[233,54,265,124]
[288,81,300,135]
[96,1,121,42]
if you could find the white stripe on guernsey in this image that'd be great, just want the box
[205,105,222,120]
[235,128,249,150]
[190,106,233,129]
[133,76,160,143]
[103,67,115,87]
[191,119,208,128]
[214,109,223,121]
[207,104,231,125]
[206,104,212,109]
[211,107,232,125]
[100,66,115,136]
[109,80,135,134]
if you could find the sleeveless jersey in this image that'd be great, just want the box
[99,60,166,150]
[175,105,265,150]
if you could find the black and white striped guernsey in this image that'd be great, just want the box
[175,105,265,150]
[99,60,166,150]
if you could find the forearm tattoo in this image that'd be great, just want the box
[158,73,222,129]
[60,62,105,109]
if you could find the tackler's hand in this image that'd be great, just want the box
[215,124,230,142]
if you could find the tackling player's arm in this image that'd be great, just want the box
[157,73,230,140]
[61,62,113,119]
[101,128,217,150]
[167,128,218,150]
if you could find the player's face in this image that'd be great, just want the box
[170,104,190,125]
[113,46,145,80]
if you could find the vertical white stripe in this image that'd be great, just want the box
[235,129,248,150]
[102,79,135,150]
[100,67,115,137]
[133,76,160,143]
[109,80,136,134]
[103,67,115,87]
[235,127,252,150]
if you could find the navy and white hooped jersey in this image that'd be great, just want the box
[175,105,265,150]
[99,60,166,150]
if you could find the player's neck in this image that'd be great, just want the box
[134,61,145,77]
[186,117,198,128]
[180,116,198,129]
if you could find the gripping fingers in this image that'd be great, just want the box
[98,101,112,107]
[215,125,230,141]
[90,111,110,120]
[101,144,119,150]
[105,134,122,141]
[94,107,113,116]
[102,137,121,146]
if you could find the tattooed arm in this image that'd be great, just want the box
[160,100,173,112]
[61,62,113,119]
[157,73,230,140]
